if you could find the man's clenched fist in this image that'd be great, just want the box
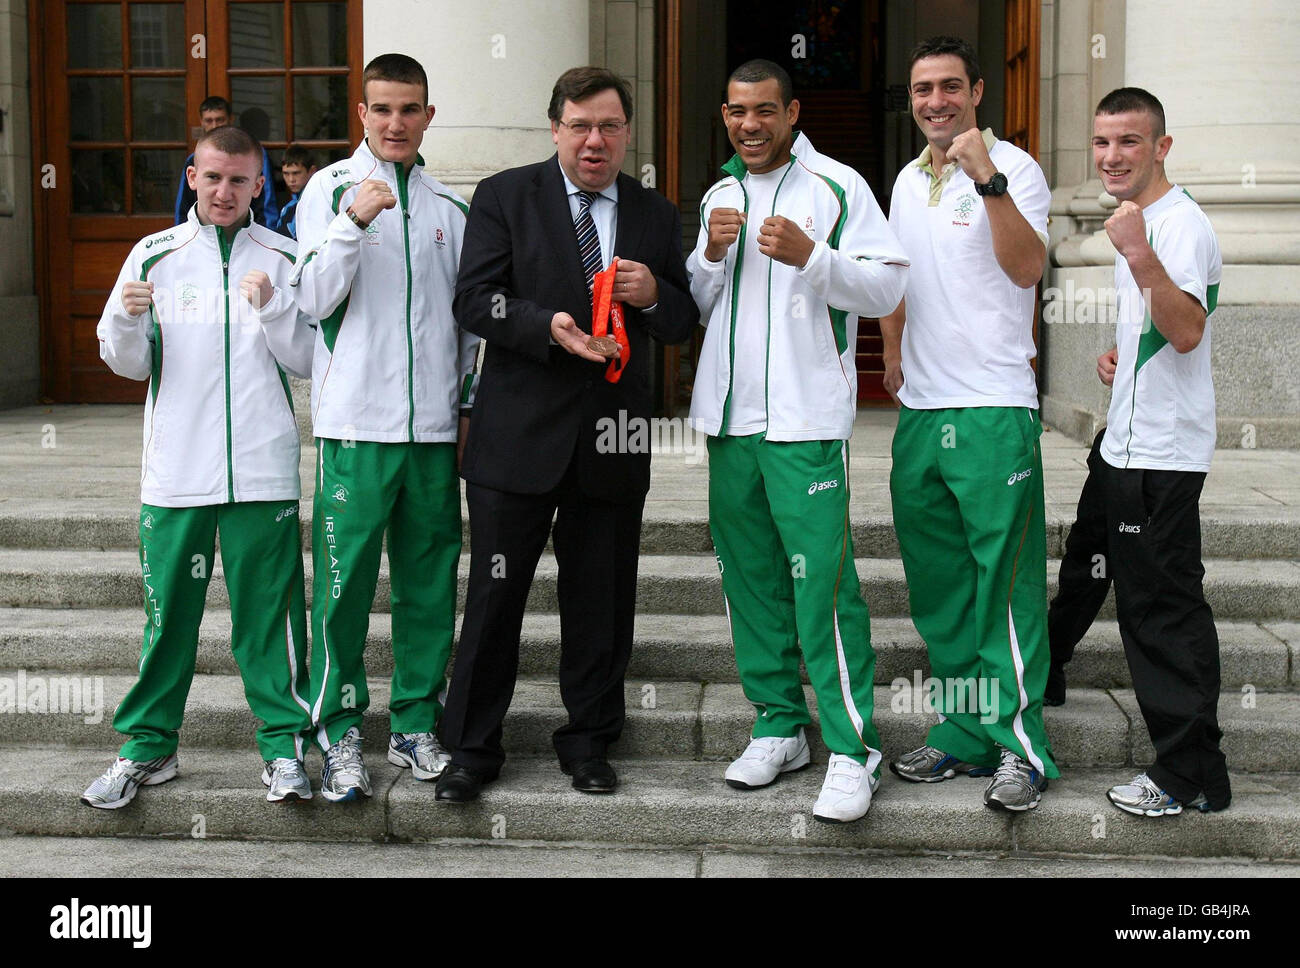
[1104,200,1148,260]
[349,179,397,225]
[757,215,814,268]
[121,281,154,317]
[240,270,274,310]
[704,207,746,262]
[948,127,996,184]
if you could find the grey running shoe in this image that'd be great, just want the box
[1107,773,1208,817]
[388,731,451,781]
[261,757,313,802]
[890,745,995,783]
[983,746,1048,811]
[81,753,178,809]
[320,726,372,803]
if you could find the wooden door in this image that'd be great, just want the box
[33,0,362,403]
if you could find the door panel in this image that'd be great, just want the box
[36,0,362,403]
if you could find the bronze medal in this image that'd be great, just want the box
[587,335,620,357]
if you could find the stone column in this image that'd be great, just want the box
[1042,0,1300,448]
[364,0,592,201]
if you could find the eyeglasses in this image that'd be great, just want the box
[556,120,629,138]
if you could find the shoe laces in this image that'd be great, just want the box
[1128,772,1165,801]
[408,732,447,758]
[268,757,305,782]
[327,729,365,776]
[993,747,1031,783]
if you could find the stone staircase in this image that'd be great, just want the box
[1,407,1298,871]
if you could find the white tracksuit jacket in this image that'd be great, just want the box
[688,133,909,441]
[97,207,315,508]
[290,139,479,444]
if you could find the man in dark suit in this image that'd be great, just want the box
[435,67,698,801]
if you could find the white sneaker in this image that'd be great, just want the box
[724,731,811,789]
[812,754,880,823]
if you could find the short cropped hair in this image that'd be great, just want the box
[282,144,315,169]
[547,67,634,125]
[1095,86,1166,138]
[195,125,262,163]
[909,36,982,88]
[363,53,428,105]
[727,59,794,107]
[199,95,232,117]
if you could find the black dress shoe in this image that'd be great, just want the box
[434,765,493,802]
[1044,662,1067,707]
[563,758,617,793]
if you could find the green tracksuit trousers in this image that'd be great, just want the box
[890,406,1058,778]
[708,434,882,771]
[114,501,312,762]
[309,439,461,749]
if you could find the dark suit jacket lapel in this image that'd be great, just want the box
[536,157,591,311]
[613,172,646,263]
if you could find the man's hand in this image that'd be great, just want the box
[349,179,397,225]
[948,127,997,184]
[757,216,814,268]
[704,207,746,262]
[1097,347,1118,387]
[239,270,274,310]
[613,259,658,308]
[550,311,609,363]
[457,415,470,471]
[883,354,904,404]
[1104,201,1149,260]
[121,281,154,317]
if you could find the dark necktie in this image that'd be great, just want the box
[574,190,602,294]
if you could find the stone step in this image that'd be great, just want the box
[4,506,1298,561]
[7,835,1297,877]
[2,549,1298,620]
[2,608,1294,690]
[3,748,1297,860]
[6,672,1299,772]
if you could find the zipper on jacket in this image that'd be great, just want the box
[764,161,797,427]
[396,166,415,442]
[719,180,750,437]
[216,224,235,503]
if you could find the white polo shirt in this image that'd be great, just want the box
[889,129,1051,410]
[1101,186,1221,472]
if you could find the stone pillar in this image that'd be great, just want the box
[1041,0,1300,448]
[364,0,591,201]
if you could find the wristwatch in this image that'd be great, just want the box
[345,206,370,230]
[975,172,1008,197]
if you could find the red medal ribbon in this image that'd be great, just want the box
[591,258,630,383]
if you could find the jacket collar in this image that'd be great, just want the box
[185,204,251,248]
[352,137,425,187]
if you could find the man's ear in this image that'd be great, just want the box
[1154,133,1173,164]
[971,77,984,108]
[787,98,800,127]
[185,166,198,191]
[253,173,264,199]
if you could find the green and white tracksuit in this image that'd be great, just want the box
[291,139,478,748]
[96,208,316,761]
[886,130,1058,777]
[688,133,909,767]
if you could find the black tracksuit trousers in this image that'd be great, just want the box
[1049,431,1230,810]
